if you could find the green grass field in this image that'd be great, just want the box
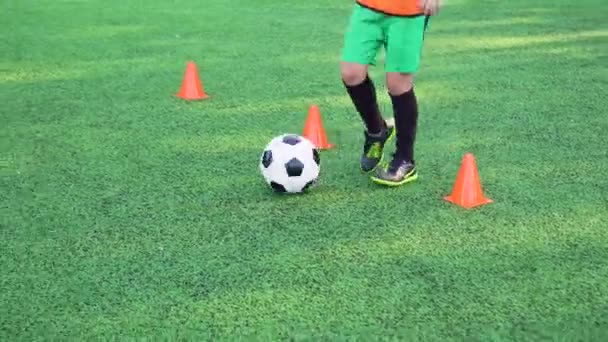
[2,0,607,340]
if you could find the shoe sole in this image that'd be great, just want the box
[370,171,419,187]
[360,126,396,174]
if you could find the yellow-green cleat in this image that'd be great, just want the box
[360,125,396,173]
[371,157,418,186]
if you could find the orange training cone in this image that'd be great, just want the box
[302,105,335,150]
[176,61,209,100]
[444,153,493,209]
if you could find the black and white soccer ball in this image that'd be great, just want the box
[259,134,320,194]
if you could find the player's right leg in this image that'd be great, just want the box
[340,4,395,173]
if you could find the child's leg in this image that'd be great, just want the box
[340,5,385,134]
[371,15,428,186]
[341,62,384,134]
[387,72,417,163]
[340,4,396,173]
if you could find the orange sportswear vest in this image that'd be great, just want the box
[357,0,424,16]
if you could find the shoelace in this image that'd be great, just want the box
[387,154,407,172]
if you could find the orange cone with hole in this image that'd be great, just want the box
[444,153,493,209]
[176,61,209,100]
[302,105,335,150]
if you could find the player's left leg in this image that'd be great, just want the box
[371,15,429,186]
[371,72,419,186]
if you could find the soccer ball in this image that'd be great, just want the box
[259,134,320,193]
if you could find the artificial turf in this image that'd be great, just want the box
[2,0,607,339]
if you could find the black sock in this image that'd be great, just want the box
[390,87,418,162]
[344,75,386,134]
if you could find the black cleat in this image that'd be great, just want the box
[360,124,395,173]
[371,156,418,186]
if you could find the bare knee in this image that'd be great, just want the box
[341,62,368,86]
[386,72,413,95]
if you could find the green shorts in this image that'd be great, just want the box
[341,4,429,73]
